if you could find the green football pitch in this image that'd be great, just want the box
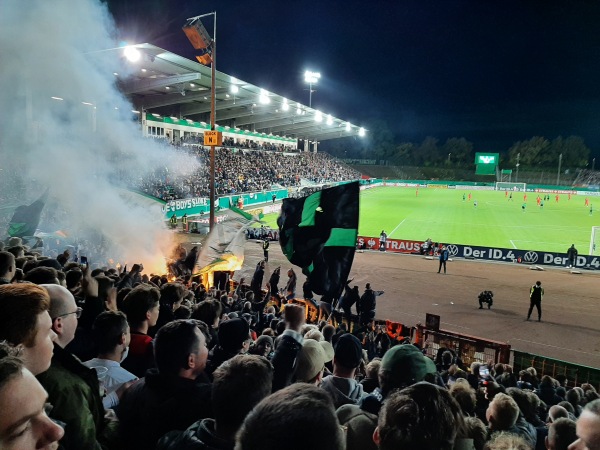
[259,187,599,254]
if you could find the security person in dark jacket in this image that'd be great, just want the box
[566,244,578,268]
[527,281,544,322]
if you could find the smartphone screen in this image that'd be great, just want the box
[80,256,88,265]
[479,367,489,377]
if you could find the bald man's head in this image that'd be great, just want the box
[41,285,79,348]
[42,285,76,319]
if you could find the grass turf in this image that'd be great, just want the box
[257,187,598,254]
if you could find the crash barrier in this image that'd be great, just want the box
[415,325,511,367]
[512,350,600,391]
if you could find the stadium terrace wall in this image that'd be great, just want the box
[162,188,288,218]
[358,236,600,269]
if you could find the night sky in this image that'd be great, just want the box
[107,0,600,156]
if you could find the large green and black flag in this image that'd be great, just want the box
[8,189,49,238]
[278,181,359,299]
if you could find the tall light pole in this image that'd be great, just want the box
[516,152,520,183]
[557,153,563,185]
[304,70,320,108]
[184,12,217,230]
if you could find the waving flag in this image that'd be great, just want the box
[278,182,359,299]
[8,190,49,238]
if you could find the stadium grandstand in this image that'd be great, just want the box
[2,38,600,450]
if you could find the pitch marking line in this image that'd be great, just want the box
[389,219,406,238]
[509,240,517,249]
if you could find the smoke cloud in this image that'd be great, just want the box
[0,0,199,271]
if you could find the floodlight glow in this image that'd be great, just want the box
[124,46,141,62]
[81,102,93,106]
[152,113,161,117]
[165,86,170,90]
[282,99,289,111]
[345,122,351,132]
[315,111,323,122]
[170,116,178,120]
[259,89,270,104]
[226,94,230,98]
[296,107,302,115]
[230,85,239,93]
[190,83,196,87]
[326,114,333,125]
[131,110,140,114]
[113,72,118,76]
[141,68,147,72]
[304,70,321,84]
[51,96,63,101]
[358,127,366,137]
[186,119,194,123]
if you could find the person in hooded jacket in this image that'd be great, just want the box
[320,333,368,409]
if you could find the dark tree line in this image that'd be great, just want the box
[324,120,592,170]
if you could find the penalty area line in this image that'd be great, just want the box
[509,240,517,249]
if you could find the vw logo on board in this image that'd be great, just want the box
[445,244,459,257]
[523,251,539,264]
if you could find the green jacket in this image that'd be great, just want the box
[37,343,118,449]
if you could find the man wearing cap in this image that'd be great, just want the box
[294,339,334,385]
[320,333,367,409]
[336,344,438,450]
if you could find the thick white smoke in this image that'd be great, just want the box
[0,0,199,272]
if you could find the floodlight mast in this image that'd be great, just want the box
[304,70,320,108]
[187,11,217,231]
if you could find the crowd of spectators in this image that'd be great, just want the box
[0,237,599,450]
[180,134,297,153]
[573,169,600,187]
[135,145,360,200]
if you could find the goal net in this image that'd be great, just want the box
[590,226,600,255]
[495,182,526,191]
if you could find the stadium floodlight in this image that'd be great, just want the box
[296,106,302,115]
[358,127,366,137]
[345,122,351,132]
[259,89,270,104]
[131,110,140,114]
[81,102,93,106]
[51,96,64,101]
[326,114,333,125]
[124,46,141,62]
[315,110,323,122]
[304,70,321,107]
[230,85,239,93]
[282,98,289,111]
[170,116,178,120]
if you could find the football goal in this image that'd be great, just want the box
[495,182,527,191]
